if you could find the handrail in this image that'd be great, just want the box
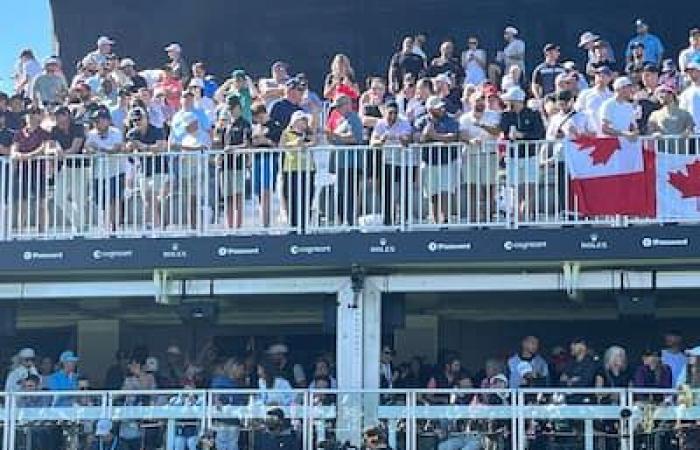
[2,134,700,241]
[5,388,700,450]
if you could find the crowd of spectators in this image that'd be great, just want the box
[4,330,700,449]
[2,20,700,231]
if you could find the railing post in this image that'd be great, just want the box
[7,393,15,450]
[516,389,525,450]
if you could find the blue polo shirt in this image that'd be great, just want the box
[415,113,460,163]
[626,33,664,64]
[46,370,79,391]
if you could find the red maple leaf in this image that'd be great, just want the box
[573,136,621,166]
[668,160,700,198]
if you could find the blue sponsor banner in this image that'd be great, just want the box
[0,226,698,273]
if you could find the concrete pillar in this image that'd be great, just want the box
[335,278,382,446]
[77,319,119,388]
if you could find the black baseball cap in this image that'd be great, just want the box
[690,28,700,37]
[642,63,659,73]
[555,90,574,102]
[630,41,645,49]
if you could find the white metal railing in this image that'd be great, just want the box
[2,136,700,240]
[4,388,700,450]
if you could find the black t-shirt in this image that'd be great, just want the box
[0,110,22,131]
[129,75,148,92]
[51,123,85,151]
[638,96,661,134]
[261,119,284,146]
[596,368,631,388]
[500,107,545,157]
[390,52,425,87]
[532,62,566,96]
[500,108,545,139]
[270,99,302,128]
[562,355,600,387]
[126,125,167,175]
[427,57,465,85]
[0,128,14,149]
[224,117,252,170]
[51,122,86,167]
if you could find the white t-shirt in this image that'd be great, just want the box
[599,97,636,135]
[459,110,501,141]
[546,111,594,140]
[678,47,700,73]
[679,83,700,133]
[181,129,212,149]
[86,126,126,178]
[462,49,487,85]
[502,39,526,73]
[575,87,613,133]
[372,118,415,166]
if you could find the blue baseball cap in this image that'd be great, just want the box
[59,351,79,363]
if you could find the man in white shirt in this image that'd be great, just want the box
[575,66,613,133]
[661,331,687,387]
[459,91,501,222]
[371,100,414,226]
[84,36,115,68]
[5,348,40,392]
[679,62,700,132]
[600,76,639,138]
[499,26,526,74]
[85,109,125,233]
[679,28,700,74]
[547,90,595,140]
[259,61,290,110]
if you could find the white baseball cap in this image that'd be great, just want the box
[687,61,700,71]
[18,348,35,359]
[504,26,519,36]
[164,43,182,53]
[501,86,526,102]
[425,95,446,110]
[612,76,634,91]
[97,36,114,46]
[119,58,135,68]
[432,73,452,86]
[562,60,576,70]
[289,111,311,125]
[578,31,600,48]
[188,78,205,89]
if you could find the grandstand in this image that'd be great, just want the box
[1,1,700,449]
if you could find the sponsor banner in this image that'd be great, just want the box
[0,226,699,272]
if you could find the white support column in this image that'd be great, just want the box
[336,281,363,390]
[362,279,382,389]
[335,276,383,446]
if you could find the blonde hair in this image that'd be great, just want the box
[331,54,354,78]
[603,345,627,371]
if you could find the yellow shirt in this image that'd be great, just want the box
[280,129,315,172]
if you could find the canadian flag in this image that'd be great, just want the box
[657,152,700,219]
[564,136,656,217]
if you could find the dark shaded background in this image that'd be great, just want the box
[51,0,699,89]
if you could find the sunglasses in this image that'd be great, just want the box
[468,41,478,45]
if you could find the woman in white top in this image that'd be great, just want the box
[461,36,487,86]
[257,361,294,406]
[501,65,524,92]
